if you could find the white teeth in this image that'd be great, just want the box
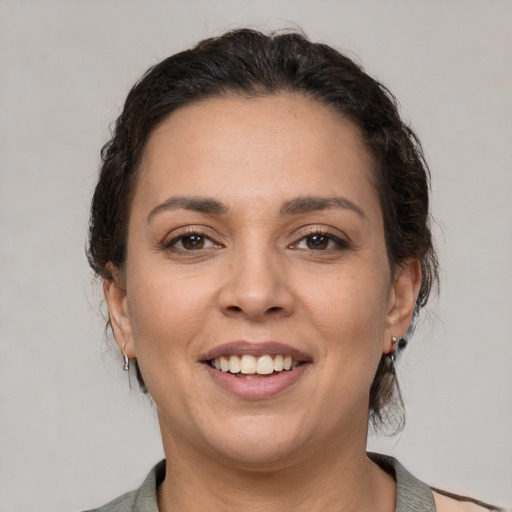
[256,355,274,375]
[240,355,256,374]
[212,354,301,375]
[219,356,229,372]
[273,355,284,371]
[228,354,241,374]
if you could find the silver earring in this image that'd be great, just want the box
[389,351,397,375]
[389,336,399,374]
[122,342,130,371]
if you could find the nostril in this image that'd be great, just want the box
[219,284,293,320]
[224,305,282,316]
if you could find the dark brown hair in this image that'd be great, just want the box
[88,28,438,431]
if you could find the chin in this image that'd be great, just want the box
[202,416,310,469]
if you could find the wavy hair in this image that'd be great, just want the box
[88,29,439,432]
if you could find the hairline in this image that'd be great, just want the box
[117,93,395,282]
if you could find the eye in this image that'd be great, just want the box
[294,232,349,251]
[166,232,219,251]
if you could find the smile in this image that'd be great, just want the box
[207,354,302,377]
[201,341,311,398]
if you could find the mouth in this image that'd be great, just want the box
[200,341,311,398]
[206,354,303,378]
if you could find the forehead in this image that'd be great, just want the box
[135,94,378,215]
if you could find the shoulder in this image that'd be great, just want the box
[368,453,504,512]
[81,459,165,512]
[433,489,504,512]
[81,490,137,512]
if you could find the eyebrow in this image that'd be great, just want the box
[280,196,366,219]
[147,194,366,222]
[147,196,228,222]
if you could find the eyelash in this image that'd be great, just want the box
[292,230,350,251]
[163,229,350,253]
[163,229,221,252]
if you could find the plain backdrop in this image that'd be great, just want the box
[0,1,511,511]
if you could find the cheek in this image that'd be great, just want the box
[125,267,216,363]
[299,267,390,342]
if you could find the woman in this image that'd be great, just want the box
[85,29,501,512]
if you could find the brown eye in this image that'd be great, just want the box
[166,232,219,252]
[306,234,329,250]
[293,232,349,251]
[180,234,206,250]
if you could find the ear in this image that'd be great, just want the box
[103,275,136,359]
[383,258,422,354]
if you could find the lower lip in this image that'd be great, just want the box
[203,363,310,399]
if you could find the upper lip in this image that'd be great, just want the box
[201,341,313,362]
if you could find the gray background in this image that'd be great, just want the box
[0,1,511,511]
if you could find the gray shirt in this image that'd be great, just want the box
[83,453,438,511]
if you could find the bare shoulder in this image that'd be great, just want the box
[433,490,504,512]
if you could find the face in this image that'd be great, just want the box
[106,94,419,469]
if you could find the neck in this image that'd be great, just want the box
[156,422,395,512]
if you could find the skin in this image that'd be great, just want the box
[105,94,422,511]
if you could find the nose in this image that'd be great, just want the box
[218,245,294,322]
